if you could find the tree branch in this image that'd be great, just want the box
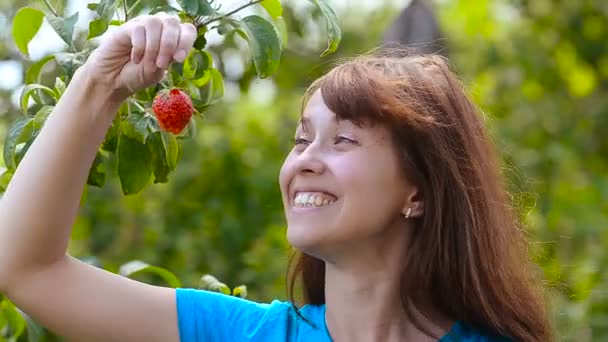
[123,0,129,21]
[43,0,58,16]
[199,0,264,27]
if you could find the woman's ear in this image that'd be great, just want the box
[402,187,424,218]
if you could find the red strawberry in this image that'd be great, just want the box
[152,88,194,134]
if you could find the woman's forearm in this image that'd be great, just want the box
[0,64,122,291]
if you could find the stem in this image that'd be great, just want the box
[129,99,146,113]
[200,0,264,27]
[123,0,129,21]
[43,0,58,16]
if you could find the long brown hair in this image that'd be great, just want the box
[286,49,552,341]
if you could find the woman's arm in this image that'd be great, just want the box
[0,14,196,341]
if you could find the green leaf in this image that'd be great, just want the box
[20,84,56,114]
[47,12,79,46]
[236,16,282,78]
[0,169,13,192]
[55,50,91,78]
[25,55,55,85]
[274,16,288,48]
[12,7,44,56]
[183,50,211,80]
[310,0,341,56]
[32,105,53,129]
[47,0,68,16]
[15,136,36,168]
[87,152,106,187]
[22,312,46,342]
[0,300,26,339]
[194,27,208,50]
[177,0,198,16]
[197,0,215,16]
[261,0,282,18]
[149,131,179,183]
[119,260,182,288]
[88,0,119,39]
[88,19,108,39]
[150,5,181,15]
[3,117,34,171]
[117,134,153,195]
[198,68,224,106]
[122,111,159,144]
[53,77,66,98]
[101,116,121,152]
[127,0,144,17]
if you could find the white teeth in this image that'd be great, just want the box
[294,192,336,207]
[315,197,323,206]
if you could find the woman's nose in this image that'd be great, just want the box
[294,142,326,175]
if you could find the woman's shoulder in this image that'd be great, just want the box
[441,321,511,342]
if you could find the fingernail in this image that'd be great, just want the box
[174,50,187,62]
[156,56,169,69]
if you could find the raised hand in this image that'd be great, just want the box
[85,14,197,100]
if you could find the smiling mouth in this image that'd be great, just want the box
[293,191,337,208]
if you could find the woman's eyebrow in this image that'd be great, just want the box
[298,117,311,132]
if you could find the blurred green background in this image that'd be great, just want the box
[1,0,608,340]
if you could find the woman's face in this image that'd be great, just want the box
[279,90,415,257]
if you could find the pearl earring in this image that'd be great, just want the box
[405,207,412,219]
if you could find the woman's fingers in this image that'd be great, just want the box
[125,15,195,68]
[174,23,197,63]
[143,16,163,66]
[130,23,146,64]
[156,15,180,69]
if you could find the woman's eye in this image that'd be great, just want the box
[334,136,357,144]
[294,137,310,146]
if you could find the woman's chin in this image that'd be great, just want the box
[286,225,326,252]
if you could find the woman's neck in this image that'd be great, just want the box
[321,231,452,342]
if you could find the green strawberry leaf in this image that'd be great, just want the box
[12,7,44,56]
[47,12,79,47]
[0,299,26,339]
[54,77,67,98]
[48,0,69,16]
[32,105,53,129]
[117,134,153,195]
[149,131,179,183]
[20,84,56,114]
[177,0,198,16]
[310,0,341,56]
[0,169,14,192]
[55,49,91,79]
[123,111,159,144]
[261,0,282,18]
[119,260,182,288]
[101,116,121,153]
[198,68,224,107]
[3,117,34,171]
[235,15,282,78]
[127,0,144,17]
[87,152,106,187]
[25,55,55,85]
[183,50,211,80]
[194,27,208,50]
[88,0,119,39]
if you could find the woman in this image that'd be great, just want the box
[0,14,551,341]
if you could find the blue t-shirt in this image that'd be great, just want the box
[176,288,507,341]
